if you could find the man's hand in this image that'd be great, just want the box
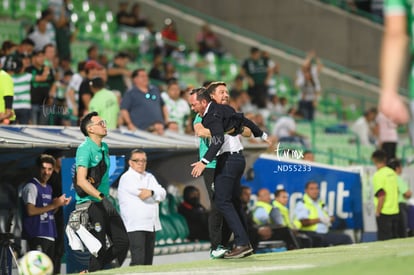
[138,188,153,200]
[102,197,118,216]
[319,216,331,226]
[191,161,206,178]
[379,92,409,124]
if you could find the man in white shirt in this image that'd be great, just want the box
[118,149,166,265]
[273,107,308,148]
[350,108,377,146]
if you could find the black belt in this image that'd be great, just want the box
[220,150,243,156]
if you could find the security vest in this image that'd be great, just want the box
[253,201,273,225]
[272,200,291,227]
[299,194,329,232]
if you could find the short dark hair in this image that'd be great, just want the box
[131,68,146,78]
[129,149,146,159]
[20,38,35,46]
[387,158,401,171]
[190,87,211,103]
[371,149,387,163]
[305,181,318,190]
[275,189,287,198]
[80,111,98,136]
[183,185,199,202]
[36,154,56,168]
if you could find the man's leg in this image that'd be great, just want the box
[321,232,353,246]
[376,214,393,241]
[128,231,146,266]
[107,214,129,266]
[87,202,109,271]
[214,154,249,247]
[144,231,156,265]
[203,168,223,250]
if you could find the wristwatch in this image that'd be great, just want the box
[99,193,105,200]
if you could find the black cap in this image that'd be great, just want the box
[3,55,22,73]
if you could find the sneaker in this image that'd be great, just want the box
[210,245,228,259]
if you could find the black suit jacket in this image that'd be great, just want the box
[201,101,264,162]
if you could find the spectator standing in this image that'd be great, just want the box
[65,61,86,125]
[78,60,105,119]
[21,154,71,262]
[88,77,119,130]
[178,186,210,241]
[350,108,378,146]
[129,3,148,28]
[295,51,322,121]
[107,52,131,96]
[118,149,166,265]
[240,47,272,109]
[272,107,308,148]
[161,18,179,57]
[29,17,55,52]
[294,181,353,247]
[387,158,412,238]
[8,55,31,124]
[161,79,190,133]
[371,150,400,241]
[196,23,223,57]
[74,112,129,272]
[120,69,169,135]
[26,49,56,125]
[49,0,72,61]
[376,112,398,160]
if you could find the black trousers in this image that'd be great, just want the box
[214,152,249,246]
[127,231,155,266]
[28,237,55,264]
[381,142,397,160]
[203,168,231,250]
[398,203,408,238]
[376,213,399,241]
[87,202,129,272]
[299,231,352,247]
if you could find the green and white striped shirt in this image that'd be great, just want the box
[12,73,31,109]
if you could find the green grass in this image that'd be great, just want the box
[77,238,414,274]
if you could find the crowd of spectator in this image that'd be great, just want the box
[0,0,328,146]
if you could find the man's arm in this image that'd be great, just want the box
[379,12,409,124]
[120,109,137,131]
[376,192,385,217]
[76,166,103,200]
[26,195,68,216]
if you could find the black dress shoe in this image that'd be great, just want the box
[223,245,253,259]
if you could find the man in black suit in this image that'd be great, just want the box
[189,84,269,258]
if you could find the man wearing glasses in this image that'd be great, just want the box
[118,149,166,265]
[74,111,129,272]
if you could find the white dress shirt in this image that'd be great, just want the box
[118,167,166,232]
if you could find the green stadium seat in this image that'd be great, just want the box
[0,0,12,17]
